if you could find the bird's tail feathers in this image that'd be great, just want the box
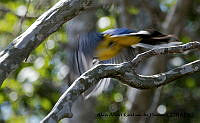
[132,41,182,49]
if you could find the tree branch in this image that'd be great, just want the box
[41,41,200,123]
[0,0,93,86]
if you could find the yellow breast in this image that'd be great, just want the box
[96,41,122,60]
[95,35,142,60]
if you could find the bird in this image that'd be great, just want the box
[69,28,180,97]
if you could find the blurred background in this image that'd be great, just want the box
[0,0,200,123]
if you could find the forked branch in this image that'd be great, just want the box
[41,41,200,123]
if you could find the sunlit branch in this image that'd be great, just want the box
[41,41,200,123]
[0,0,93,86]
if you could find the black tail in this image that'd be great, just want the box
[139,30,179,45]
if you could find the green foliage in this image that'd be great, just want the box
[127,6,140,15]
[0,13,18,32]
[181,36,191,43]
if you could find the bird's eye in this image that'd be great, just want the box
[108,41,115,47]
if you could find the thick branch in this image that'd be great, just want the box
[41,41,200,122]
[0,0,92,86]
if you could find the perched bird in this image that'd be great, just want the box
[69,28,179,97]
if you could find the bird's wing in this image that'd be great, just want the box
[69,32,115,98]
[70,32,103,76]
[85,46,145,98]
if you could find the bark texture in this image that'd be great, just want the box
[0,0,93,86]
